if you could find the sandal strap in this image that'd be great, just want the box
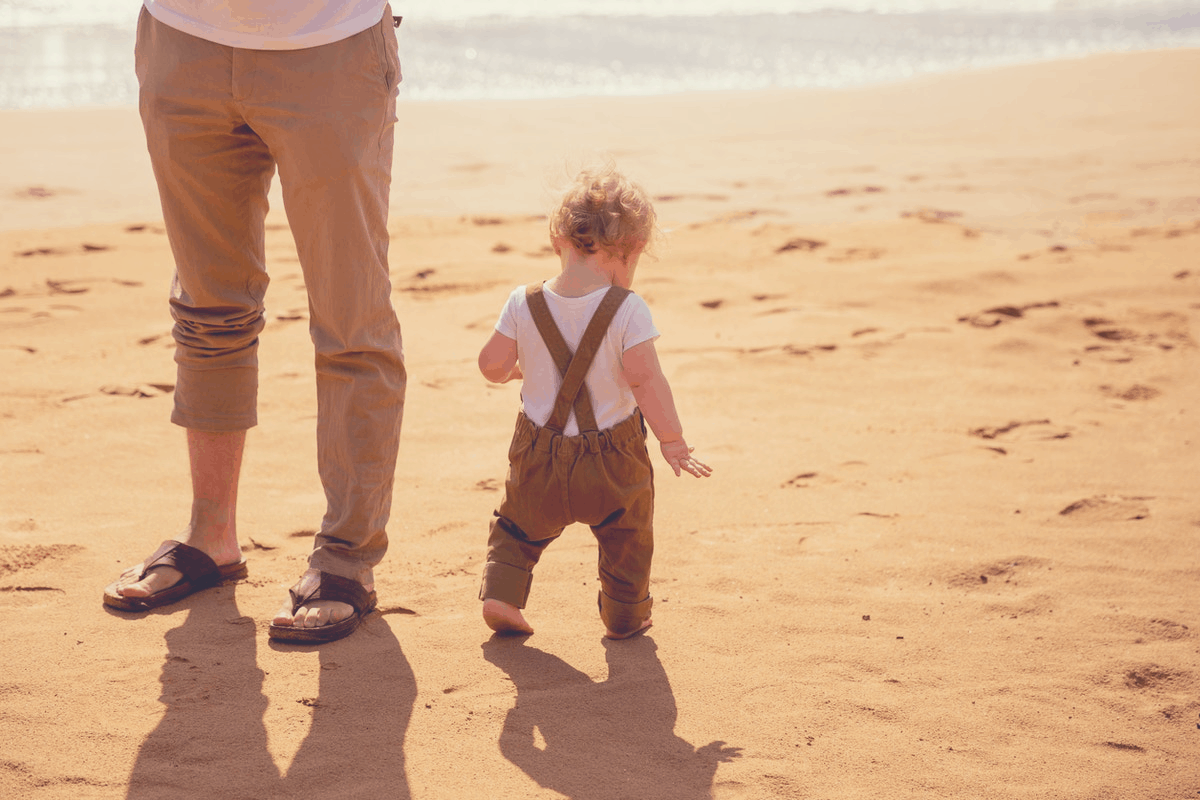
[141,540,221,588]
[287,570,371,614]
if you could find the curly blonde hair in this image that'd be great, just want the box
[549,164,658,261]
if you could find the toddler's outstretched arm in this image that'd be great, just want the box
[479,331,522,383]
[621,339,712,478]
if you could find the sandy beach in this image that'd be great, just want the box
[1,48,1198,799]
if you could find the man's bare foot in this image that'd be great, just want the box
[605,617,653,640]
[482,598,534,635]
[118,538,243,599]
[119,428,247,601]
[271,590,372,630]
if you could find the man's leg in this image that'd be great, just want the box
[119,430,246,597]
[242,15,405,630]
[112,11,272,603]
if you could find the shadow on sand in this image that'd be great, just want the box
[124,585,414,799]
[482,635,741,800]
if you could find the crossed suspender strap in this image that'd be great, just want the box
[525,282,632,434]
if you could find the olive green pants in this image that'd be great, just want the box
[480,410,655,635]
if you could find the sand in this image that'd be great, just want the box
[1,48,1198,799]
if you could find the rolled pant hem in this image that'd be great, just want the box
[598,589,653,634]
[171,409,257,432]
[479,561,533,608]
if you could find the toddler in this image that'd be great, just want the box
[477,164,711,639]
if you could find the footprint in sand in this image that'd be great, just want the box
[98,383,175,398]
[124,223,166,234]
[45,279,90,295]
[901,208,962,223]
[968,419,1071,443]
[15,186,56,199]
[398,281,491,297]
[0,544,83,595]
[947,556,1050,590]
[958,301,1060,328]
[1128,617,1191,643]
[687,209,777,229]
[1121,664,1190,691]
[1083,312,1193,351]
[775,238,825,254]
[826,186,885,197]
[738,342,836,358]
[18,244,110,258]
[781,472,821,489]
[781,460,868,490]
[1100,384,1161,402]
[1058,495,1150,521]
[137,332,172,347]
[1076,309,1191,364]
[653,193,730,202]
[3,303,87,325]
[825,247,884,263]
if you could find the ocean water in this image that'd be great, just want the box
[0,0,1197,109]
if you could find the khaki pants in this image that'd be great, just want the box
[480,410,655,635]
[134,9,405,584]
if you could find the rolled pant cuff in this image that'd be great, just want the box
[598,590,653,635]
[479,561,533,607]
[171,365,259,431]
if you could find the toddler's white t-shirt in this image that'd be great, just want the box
[495,284,660,437]
[144,1,390,50]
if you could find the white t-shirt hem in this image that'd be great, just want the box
[144,1,387,50]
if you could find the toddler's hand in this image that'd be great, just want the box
[660,440,712,478]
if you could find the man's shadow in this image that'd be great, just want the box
[124,585,414,799]
[482,635,741,800]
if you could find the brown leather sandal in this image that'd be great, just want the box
[268,569,377,644]
[102,540,248,611]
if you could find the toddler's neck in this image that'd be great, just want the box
[545,273,612,298]
[547,242,636,297]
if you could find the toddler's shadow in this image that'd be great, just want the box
[482,635,741,800]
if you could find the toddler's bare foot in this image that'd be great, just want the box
[605,617,653,640]
[483,598,533,635]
